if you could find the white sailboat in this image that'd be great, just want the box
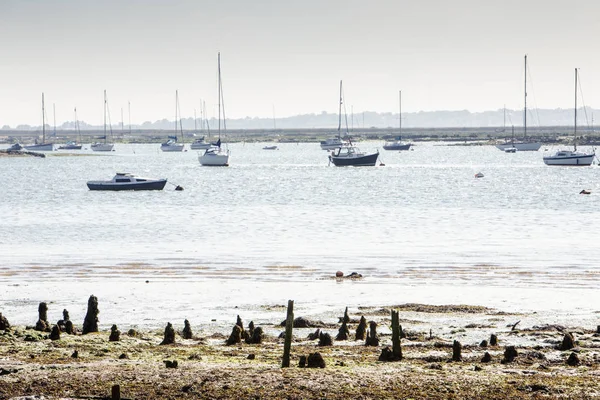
[190,101,212,150]
[199,52,230,166]
[58,107,83,150]
[495,55,542,152]
[383,90,412,151]
[161,90,185,152]
[543,68,595,166]
[24,93,55,151]
[91,90,115,152]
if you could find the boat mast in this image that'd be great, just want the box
[574,68,578,151]
[128,101,131,135]
[503,104,506,132]
[74,107,81,144]
[218,52,221,142]
[524,55,527,139]
[337,80,343,139]
[194,109,197,133]
[103,90,107,144]
[42,93,45,144]
[399,90,402,137]
[53,103,56,138]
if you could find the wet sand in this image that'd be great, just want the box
[1,302,600,399]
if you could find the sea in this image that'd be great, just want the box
[1,141,599,336]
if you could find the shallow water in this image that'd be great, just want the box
[1,142,599,329]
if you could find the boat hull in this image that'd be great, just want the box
[58,144,82,150]
[543,153,595,166]
[329,152,379,167]
[495,142,541,151]
[161,144,185,152]
[320,143,347,150]
[190,143,212,150]
[87,179,167,191]
[91,143,115,152]
[24,143,54,151]
[199,152,230,166]
[383,143,411,151]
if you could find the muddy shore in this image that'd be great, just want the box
[1,302,600,399]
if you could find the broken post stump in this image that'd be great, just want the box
[49,325,60,341]
[35,302,50,332]
[336,320,349,341]
[391,310,402,360]
[0,313,9,331]
[109,325,120,342]
[226,325,243,346]
[452,340,462,361]
[282,300,294,368]
[82,295,99,334]
[481,352,492,363]
[365,321,379,347]
[355,316,367,341]
[111,384,121,400]
[490,334,498,346]
[318,331,333,346]
[501,346,518,364]
[307,352,325,368]
[182,319,193,339]
[559,333,575,351]
[160,322,175,345]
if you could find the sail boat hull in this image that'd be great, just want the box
[24,143,54,151]
[199,148,230,166]
[160,142,185,152]
[91,143,115,152]
[383,143,411,151]
[495,142,541,151]
[543,151,595,166]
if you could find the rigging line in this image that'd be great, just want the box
[342,85,350,135]
[526,62,542,128]
[577,71,591,128]
[106,92,114,138]
[177,92,184,139]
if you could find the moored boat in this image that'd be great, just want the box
[24,93,55,151]
[383,90,412,151]
[329,146,379,166]
[87,173,167,191]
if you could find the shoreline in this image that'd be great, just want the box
[2,300,600,399]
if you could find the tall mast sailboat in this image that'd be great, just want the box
[91,90,115,151]
[495,55,542,151]
[383,90,412,151]
[25,93,55,151]
[161,90,185,152]
[199,52,230,166]
[543,68,595,166]
[58,106,83,150]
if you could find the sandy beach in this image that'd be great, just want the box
[2,300,600,399]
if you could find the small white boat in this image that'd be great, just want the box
[199,146,230,166]
[58,141,82,150]
[190,137,212,150]
[160,139,184,152]
[91,142,115,152]
[87,173,167,191]
[504,147,517,153]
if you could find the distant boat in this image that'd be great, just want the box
[87,172,167,191]
[191,136,212,150]
[199,53,230,167]
[320,137,349,150]
[58,107,83,150]
[503,126,517,153]
[543,68,595,166]
[161,90,185,152]
[328,80,379,167]
[383,90,412,151]
[91,90,115,152]
[263,145,278,150]
[24,93,54,151]
[475,172,484,178]
[495,55,541,152]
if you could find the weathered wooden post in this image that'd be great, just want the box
[111,384,121,400]
[391,310,402,360]
[282,300,294,368]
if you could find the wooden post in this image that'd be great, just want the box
[391,310,402,360]
[111,384,121,400]
[282,300,294,368]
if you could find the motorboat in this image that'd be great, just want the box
[504,147,517,153]
[329,146,379,167]
[58,141,82,150]
[543,68,595,167]
[160,139,184,152]
[199,146,230,166]
[320,137,349,150]
[263,145,278,150]
[190,137,212,150]
[87,173,167,191]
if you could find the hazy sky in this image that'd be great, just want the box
[1,0,599,126]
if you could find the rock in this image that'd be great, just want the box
[558,333,575,351]
[346,272,363,278]
[247,354,256,360]
[82,295,99,334]
[452,340,462,361]
[335,271,344,278]
[35,302,50,332]
[480,340,488,348]
[164,360,178,368]
[225,324,242,346]
[365,321,379,347]
[71,350,78,358]
[501,346,518,364]
[119,353,128,359]
[49,325,60,341]
[182,319,193,339]
[160,322,176,345]
[109,324,120,342]
[0,312,10,330]
[127,329,138,337]
[567,352,580,366]
[481,352,492,363]
[307,352,325,368]
[355,316,367,341]
[336,320,350,341]
[298,355,307,368]
[474,365,482,371]
[490,334,498,346]
[308,329,321,340]
[318,331,333,346]
[293,317,311,328]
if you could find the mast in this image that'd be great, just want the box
[53,103,56,138]
[194,109,197,133]
[103,90,107,144]
[503,104,506,132]
[42,93,45,144]
[128,101,131,135]
[337,80,343,138]
[399,90,402,137]
[218,52,221,142]
[574,68,578,151]
[175,90,178,139]
[524,55,527,139]
[272,104,276,130]
[74,107,81,144]
[121,107,124,133]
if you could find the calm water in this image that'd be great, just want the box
[1,141,599,328]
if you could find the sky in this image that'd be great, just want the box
[1,0,599,127]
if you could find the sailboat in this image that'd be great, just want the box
[91,90,115,151]
[199,52,230,166]
[161,90,185,152]
[543,68,595,166]
[24,93,55,151]
[190,101,212,150]
[504,126,517,153]
[495,55,542,152]
[58,107,83,150]
[383,90,412,151]
[328,80,379,167]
